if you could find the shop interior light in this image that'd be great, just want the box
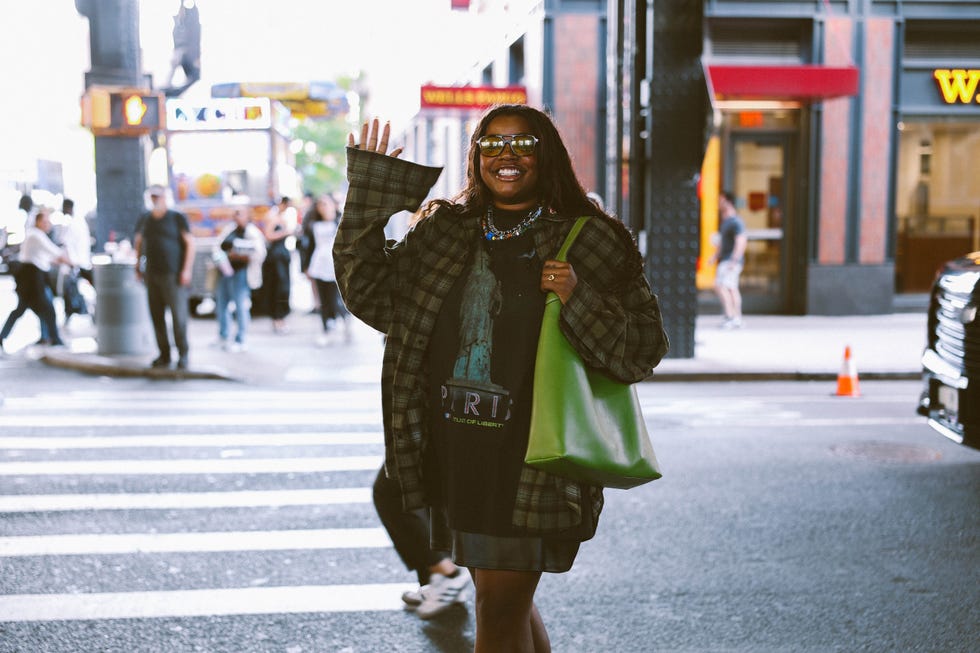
[714,100,802,111]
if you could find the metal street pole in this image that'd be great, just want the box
[75,0,147,250]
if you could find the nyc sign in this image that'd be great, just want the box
[165,98,273,131]
[933,69,980,104]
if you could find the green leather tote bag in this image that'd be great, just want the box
[525,216,662,489]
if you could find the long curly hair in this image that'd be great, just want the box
[419,104,644,279]
[420,104,600,219]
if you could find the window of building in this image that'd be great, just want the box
[509,37,525,86]
[905,22,980,61]
[895,119,980,293]
[705,19,812,63]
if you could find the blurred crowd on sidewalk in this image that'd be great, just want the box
[0,190,359,361]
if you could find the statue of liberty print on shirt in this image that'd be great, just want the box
[441,246,513,429]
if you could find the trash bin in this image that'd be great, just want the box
[93,260,153,356]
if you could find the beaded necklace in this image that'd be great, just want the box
[482,205,543,241]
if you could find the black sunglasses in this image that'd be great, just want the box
[476,133,539,157]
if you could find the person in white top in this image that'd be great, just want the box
[305,194,350,344]
[1,209,71,351]
[59,199,92,279]
[54,198,93,325]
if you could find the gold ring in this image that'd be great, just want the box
[547,274,555,281]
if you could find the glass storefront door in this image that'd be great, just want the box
[724,131,797,313]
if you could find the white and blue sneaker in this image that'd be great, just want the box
[401,586,425,608]
[415,568,474,620]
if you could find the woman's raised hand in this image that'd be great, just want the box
[348,118,403,158]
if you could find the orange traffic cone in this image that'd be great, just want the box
[835,346,861,397]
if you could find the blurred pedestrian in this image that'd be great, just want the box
[58,198,94,326]
[13,194,33,247]
[585,191,605,212]
[305,194,349,345]
[213,208,265,352]
[372,467,473,619]
[1,210,71,352]
[298,191,320,313]
[58,199,93,283]
[710,190,747,329]
[336,109,668,651]
[263,196,294,334]
[134,184,195,369]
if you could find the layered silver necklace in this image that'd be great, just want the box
[482,205,543,241]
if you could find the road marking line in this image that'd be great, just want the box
[0,455,383,476]
[0,432,383,449]
[0,583,418,622]
[0,527,391,556]
[687,417,922,428]
[0,413,381,428]
[0,397,382,411]
[0,487,371,512]
[6,390,381,404]
[637,394,916,405]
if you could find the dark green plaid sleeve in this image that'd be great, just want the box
[333,148,443,332]
[559,218,669,383]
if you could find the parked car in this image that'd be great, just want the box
[917,251,980,449]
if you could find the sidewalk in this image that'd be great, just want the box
[0,275,926,383]
[652,312,925,381]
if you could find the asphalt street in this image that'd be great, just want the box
[0,377,977,652]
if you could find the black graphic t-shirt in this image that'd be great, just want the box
[136,210,189,275]
[427,210,545,535]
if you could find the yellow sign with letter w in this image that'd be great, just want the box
[933,69,980,104]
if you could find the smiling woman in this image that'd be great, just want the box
[334,106,669,651]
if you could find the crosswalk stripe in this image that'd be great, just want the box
[0,527,391,556]
[687,417,922,427]
[11,390,381,403]
[0,412,381,427]
[0,583,417,622]
[0,395,382,412]
[0,432,383,449]
[0,455,383,476]
[0,487,372,512]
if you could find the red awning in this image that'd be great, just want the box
[705,64,859,101]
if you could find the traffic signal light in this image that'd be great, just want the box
[81,86,165,136]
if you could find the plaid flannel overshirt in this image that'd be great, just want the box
[334,148,669,540]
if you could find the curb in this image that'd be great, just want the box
[648,371,921,382]
[38,351,919,384]
[40,352,238,382]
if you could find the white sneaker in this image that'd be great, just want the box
[401,586,426,608]
[228,342,246,353]
[415,569,473,620]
